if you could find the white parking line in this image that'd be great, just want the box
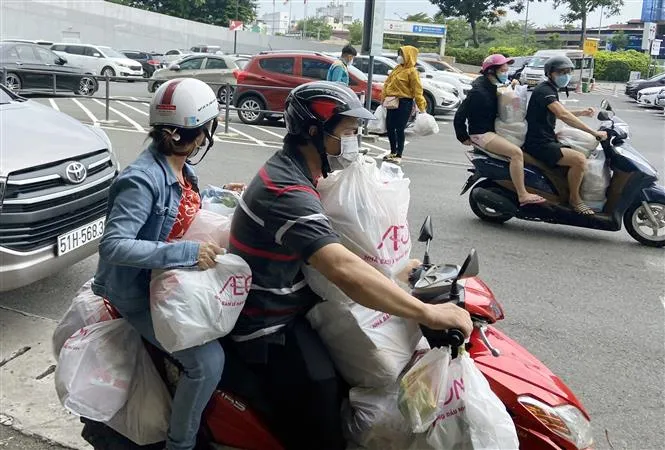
[226,126,267,146]
[48,98,59,111]
[130,96,150,107]
[116,100,149,116]
[248,125,284,139]
[213,135,280,149]
[364,142,390,158]
[71,98,100,127]
[93,99,145,132]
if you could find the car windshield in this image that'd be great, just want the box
[647,72,665,81]
[418,60,437,71]
[99,46,127,58]
[348,64,367,81]
[528,57,549,68]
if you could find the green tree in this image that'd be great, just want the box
[430,0,526,48]
[405,13,434,23]
[547,0,624,46]
[348,20,363,45]
[105,0,258,26]
[544,33,564,49]
[297,18,333,41]
[609,30,629,50]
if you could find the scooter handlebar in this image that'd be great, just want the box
[446,329,465,348]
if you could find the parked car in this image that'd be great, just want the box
[383,53,474,99]
[636,86,665,108]
[420,57,480,79]
[657,91,665,108]
[351,54,460,115]
[50,43,143,78]
[148,54,239,103]
[0,42,98,96]
[121,50,164,78]
[161,49,191,65]
[520,50,593,90]
[625,72,665,99]
[2,39,54,47]
[190,45,222,54]
[0,84,119,292]
[233,51,383,125]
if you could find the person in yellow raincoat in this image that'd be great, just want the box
[381,45,427,164]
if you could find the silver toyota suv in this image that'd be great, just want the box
[0,84,119,292]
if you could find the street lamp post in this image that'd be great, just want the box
[523,0,530,46]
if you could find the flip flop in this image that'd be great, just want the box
[519,195,547,207]
[383,153,397,161]
[572,202,595,215]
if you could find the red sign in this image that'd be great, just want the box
[229,20,244,32]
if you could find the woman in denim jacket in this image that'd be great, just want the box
[92,79,232,450]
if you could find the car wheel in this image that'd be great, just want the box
[217,86,235,105]
[149,81,162,93]
[424,92,436,116]
[76,76,98,96]
[101,66,116,78]
[237,96,265,125]
[4,72,22,92]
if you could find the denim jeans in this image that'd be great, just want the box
[122,308,225,450]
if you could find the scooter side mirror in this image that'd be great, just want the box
[597,110,614,121]
[418,216,434,242]
[457,249,479,280]
[600,99,613,111]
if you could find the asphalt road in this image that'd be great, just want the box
[2,90,664,449]
[0,425,70,450]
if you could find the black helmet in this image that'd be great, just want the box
[284,81,375,177]
[544,56,575,76]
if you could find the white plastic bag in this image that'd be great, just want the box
[368,105,387,134]
[343,384,416,450]
[55,319,140,422]
[181,209,232,249]
[495,119,528,148]
[150,254,251,353]
[556,123,599,157]
[398,347,451,433]
[106,346,171,445]
[305,266,422,387]
[200,185,241,217]
[317,157,411,279]
[497,86,528,123]
[581,149,611,203]
[426,353,519,450]
[52,278,113,359]
[413,113,439,136]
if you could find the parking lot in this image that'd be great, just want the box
[2,85,664,449]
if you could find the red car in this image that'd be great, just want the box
[233,51,383,125]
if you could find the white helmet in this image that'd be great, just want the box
[149,78,219,129]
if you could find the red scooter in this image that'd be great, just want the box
[81,217,594,450]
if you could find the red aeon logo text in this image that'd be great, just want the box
[217,275,252,305]
[377,225,410,251]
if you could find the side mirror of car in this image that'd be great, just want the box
[56,57,67,65]
[659,78,665,84]
[417,66,426,73]
[387,69,393,75]
[170,64,181,71]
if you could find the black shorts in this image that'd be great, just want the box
[523,141,564,168]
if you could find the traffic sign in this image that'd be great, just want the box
[229,20,243,32]
[584,38,599,55]
[652,39,662,56]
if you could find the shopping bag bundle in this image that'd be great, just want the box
[181,208,232,249]
[150,253,251,353]
[495,85,529,147]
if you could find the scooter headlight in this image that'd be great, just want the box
[519,396,593,449]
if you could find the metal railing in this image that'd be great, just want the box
[0,67,375,137]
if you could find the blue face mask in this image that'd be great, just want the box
[555,74,572,88]
[496,72,508,84]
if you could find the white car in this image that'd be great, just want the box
[161,49,192,64]
[50,43,143,78]
[636,86,665,108]
[350,55,461,115]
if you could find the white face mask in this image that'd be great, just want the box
[397,56,404,65]
[326,134,359,172]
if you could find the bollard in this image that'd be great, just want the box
[224,83,231,135]
[52,73,57,95]
[104,74,110,121]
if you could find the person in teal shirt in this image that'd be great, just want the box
[326,44,357,86]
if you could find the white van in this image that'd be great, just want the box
[50,43,143,78]
[520,49,594,90]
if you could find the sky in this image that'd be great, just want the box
[256,0,646,28]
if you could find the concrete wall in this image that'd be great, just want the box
[0,0,343,54]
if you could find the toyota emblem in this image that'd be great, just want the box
[65,161,87,184]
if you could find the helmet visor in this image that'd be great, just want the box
[340,106,376,121]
